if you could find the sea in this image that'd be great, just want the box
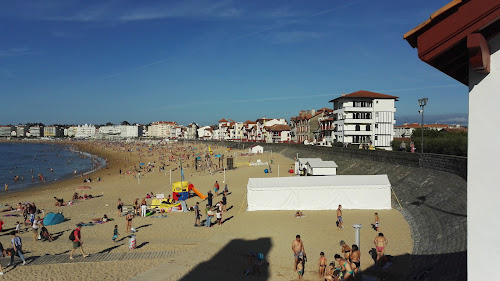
[0,142,106,193]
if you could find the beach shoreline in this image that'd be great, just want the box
[0,140,112,200]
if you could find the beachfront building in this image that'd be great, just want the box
[290,108,333,144]
[97,125,143,139]
[242,120,257,141]
[186,123,198,140]
[329,90,398,150]
[0,125,15,137]
[16,125,29,137]
[64,126,78,137]
[264,124,291,143]
[215,118,235,140]
[248,118,287,142]
[75,124,96,138]
[197,126,213,139]
[44,126,63,137]
[317,113,336,146]
[148,121,177,138]
[403,1,499,278]
[229,122,245,141]
[29,126,44,138]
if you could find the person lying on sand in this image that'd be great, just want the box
[54,197,65,207]
[295,210,305,218]
[1,206,13,212]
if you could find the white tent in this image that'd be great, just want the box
[249,145,264,154]
[306,160,338,175]
[295,158,321,175]
[247,175,391,211]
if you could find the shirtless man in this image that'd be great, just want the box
[292,235,306,270]
[374,233,388,267]
[336,205,343,229]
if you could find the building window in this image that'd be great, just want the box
[375,124,378,128]
[375,136,378,140]
[366,125,371,131]
[355,125,360,131]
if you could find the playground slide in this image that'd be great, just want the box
[191,187,207,200]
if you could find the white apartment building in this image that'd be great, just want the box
[229,122,244,140]
[64,126,78,137]
[98,125,142,138]
[330,90,398,150]
[0,126,15,137]
[249,118,287,141]
[148,121,177,138]
[75,124,96,138]
[197,126,213,139]
[16,125,29,137]
[265,124,291,143]
[29,126,44,137]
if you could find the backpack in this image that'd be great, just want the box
[69,229,75,241]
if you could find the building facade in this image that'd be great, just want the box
[44,126,63,137]
[330,90,398,150]
[148,121,177,138]
[0,126,15,137]
[75,124,96,138]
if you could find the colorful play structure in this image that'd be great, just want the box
[151,181,207,212]
[171,181,207,201]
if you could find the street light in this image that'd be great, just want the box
[418,98,428,153]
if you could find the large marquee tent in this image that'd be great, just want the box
[246,175,391,211]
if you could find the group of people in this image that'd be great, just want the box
[193,181,229,227]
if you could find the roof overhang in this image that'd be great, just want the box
[404,0,500,85]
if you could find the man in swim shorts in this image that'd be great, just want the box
[292,234,306,270]
[374,232,388,267]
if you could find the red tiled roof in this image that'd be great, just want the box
[218,118,228,123]
[244,120,257,124]
[266,124,291,131]
[329,90,399,102]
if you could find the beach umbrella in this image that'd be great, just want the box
[43,212,65,226]
[77,186,91,190]
[139,163,145,166]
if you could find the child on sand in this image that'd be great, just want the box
[318,252,327,277]
[16,221,20,234]
[374,212,379,231]
[297,257,304,279]
[112,225,119,242]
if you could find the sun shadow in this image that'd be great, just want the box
[136,242,149,249]
[411,195,466,217]
[98,243,123,254]
[135,223,152,230]
[178,237,272,280]
[221,216,234,224]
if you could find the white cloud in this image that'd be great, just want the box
[0,48,34,57]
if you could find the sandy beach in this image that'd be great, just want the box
[0,141,412,280]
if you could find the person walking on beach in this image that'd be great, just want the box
[222,193,227,212]
[373,212,379,232]
[194,202,201,227]
[4,183,7,192]
[337,205,343,230]
[69,224,89,260]
[112,225,119,242]
[207,190,213,207]
[126,212,134,233]
[292,235,306,270]
[140,198,147,217]
[206,206,214,227]
[32,216,41,241]
[214,181,220,197]
[10,231,26,266]
[374,233,388,267]
[117,198,123,217]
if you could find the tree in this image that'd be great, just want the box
[105,122,113,126]
[121,121,130,125]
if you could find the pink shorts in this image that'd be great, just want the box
[376,246,385,253]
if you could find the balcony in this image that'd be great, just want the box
[343,106,373,112]
[343,130,372,136]
[344,118,373,124]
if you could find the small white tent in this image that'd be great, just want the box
[247,175,391,211]
[306,160,338,175]
[295,158,321,175]
[249,145,264,154]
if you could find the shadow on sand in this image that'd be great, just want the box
[178,237,272,280]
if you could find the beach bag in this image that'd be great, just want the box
[69,229,75,241]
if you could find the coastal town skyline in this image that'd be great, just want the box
[1,0,467,125]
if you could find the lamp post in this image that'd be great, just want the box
[418,98,428,153]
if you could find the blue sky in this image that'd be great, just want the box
[0,0,468,126]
